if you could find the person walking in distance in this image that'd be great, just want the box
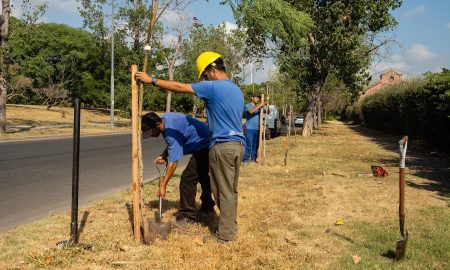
[135,52,245,243]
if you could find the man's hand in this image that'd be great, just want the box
[135,72,152,84]
[154,156,166,164]
[158,185,167,198]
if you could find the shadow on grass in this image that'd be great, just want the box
[125,200,179,229]
[146,199,179,214]
[125,203,134,234]
[346,123,450,199]
[78,211,90,236]
[381,249,396,260]
[325,228,355,244]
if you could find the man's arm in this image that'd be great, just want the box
[135,72,195,95]
[158,161,177,198]
[247,101,266,115]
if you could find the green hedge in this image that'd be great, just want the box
[356,69,450,152]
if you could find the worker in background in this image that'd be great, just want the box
[135,52,245,244]
[141,112,215,227]
[243,92,265,163]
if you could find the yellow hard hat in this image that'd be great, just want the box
[196,51,222,80]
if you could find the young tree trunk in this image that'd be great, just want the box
[0,0,11,134]
[132,0,141,51]
[165,70,173,112]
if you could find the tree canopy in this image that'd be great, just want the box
[225,0,402,136]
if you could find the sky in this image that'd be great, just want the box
[9,0,450,83]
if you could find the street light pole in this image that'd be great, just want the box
[110,0,115,129]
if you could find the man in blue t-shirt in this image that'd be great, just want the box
[141,112,215,226]
[135,52,245,244]
[244,92,266,162]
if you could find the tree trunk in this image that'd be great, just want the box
[0,0,11,134]
[316,96,322,126]
[165,70,173,112]
[132,0,141,51]
[302,82,322,137]
[302,97,315,137]
[313,103,318,129]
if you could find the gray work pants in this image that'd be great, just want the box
[209,142,244,241]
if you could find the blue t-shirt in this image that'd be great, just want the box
[191,80,245,148]
[245,103,260,130]
[162,113,209,162]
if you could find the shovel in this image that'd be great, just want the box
[142,164,171,244]
[395,136,408,260]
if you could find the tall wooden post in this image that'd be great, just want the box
[257,94,264,163]
[131,64,140,243]
[263,95,269,162]
[291,105,297,143]
[284,104,291,166]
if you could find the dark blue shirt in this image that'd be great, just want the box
[162,113,209,162]
[191,80,245,148]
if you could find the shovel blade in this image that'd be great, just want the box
[395,231,408,260]
[142,217,171,244]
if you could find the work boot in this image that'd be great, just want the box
[202,232,229,244]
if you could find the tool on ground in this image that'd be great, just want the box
[142,163,171,244]
[395,136,408,260]
[371,165,388,177]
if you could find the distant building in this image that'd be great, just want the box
[364,68,404,96]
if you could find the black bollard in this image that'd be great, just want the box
[70,98,80,243]
[57,98,92,250]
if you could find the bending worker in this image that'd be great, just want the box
[244,92,265,163]
[136,52,245,244]
[141,112,215,227]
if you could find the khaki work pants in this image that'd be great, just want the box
[209,142,244,241]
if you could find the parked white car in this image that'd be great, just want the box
[262,105,281,138]
[294,115,304,127]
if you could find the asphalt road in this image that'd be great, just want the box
[0,133,188,232]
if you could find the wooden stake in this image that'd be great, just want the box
[284,105,291,166]
[263,95,269,163]
[257,94,264,163]
[131,64,140,243]
[291,105,297,143]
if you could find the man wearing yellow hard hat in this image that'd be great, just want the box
[135,52,245,244]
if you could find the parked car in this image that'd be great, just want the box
[294,115,304,127]
[262,104,281,138]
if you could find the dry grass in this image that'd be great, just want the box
[1,104,131,139]
[0,120,448,269]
